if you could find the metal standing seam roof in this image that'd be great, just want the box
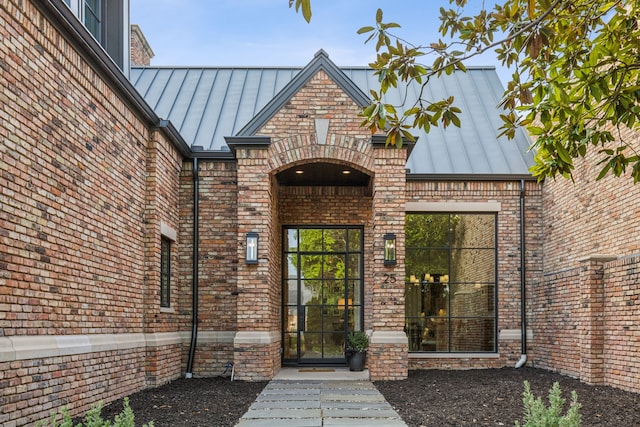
[130,54,534,176]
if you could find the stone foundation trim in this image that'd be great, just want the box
[0,331,236,362]
[577,254,618,263]
[233,331,280,345]
[198,331,236,343]
[0,333,144,362]
[406,201,502,212]
[369,330,408,345]
[408,353,500,359]
[499,329,534,341]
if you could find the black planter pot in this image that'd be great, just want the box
[348,351,366,371]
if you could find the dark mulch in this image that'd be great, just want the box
[376,367,640,427]
[100,377,267,427]
[99,368,640,426]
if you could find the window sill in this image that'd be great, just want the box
[408,352,499,359]
[160,307,175,314]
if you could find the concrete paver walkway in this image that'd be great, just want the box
[235,374,407,427]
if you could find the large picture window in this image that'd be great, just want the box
[405,213,497,352]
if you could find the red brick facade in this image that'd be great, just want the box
[530,137,640,392]
[1,1,184,424]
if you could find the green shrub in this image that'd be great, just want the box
[515,381,581,427]
[36,397,153,427]
[346,331,369,352]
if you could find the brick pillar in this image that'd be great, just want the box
[232,140,280,380]
[578,255,615,384]
[368,137,410,380]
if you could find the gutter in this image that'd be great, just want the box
[185,157,199,378]
[515,179,527,368]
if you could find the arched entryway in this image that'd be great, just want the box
[276,161,372,366]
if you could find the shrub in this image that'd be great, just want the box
[514,381,581,427]
[346,331,369,352]
[36,397,154,427]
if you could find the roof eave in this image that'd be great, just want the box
[406,173,539,182]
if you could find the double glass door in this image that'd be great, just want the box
[283,226,363,365]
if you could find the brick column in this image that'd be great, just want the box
[230,138,280,380]
[578,255,615,385]
[368,137,410,380]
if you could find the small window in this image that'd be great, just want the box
[84,0,102,42]
[160,236,171,308]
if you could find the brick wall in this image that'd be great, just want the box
[531,255,640,393]
[542,132,640,272]
[178,160,239,375]
[533,129,640,392]
[1,1,185,424]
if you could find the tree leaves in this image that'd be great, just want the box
[292,0,640,182]
[289,0,311,23]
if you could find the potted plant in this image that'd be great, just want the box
[346,330,369,371]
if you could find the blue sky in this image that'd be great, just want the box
[131,0,508,83]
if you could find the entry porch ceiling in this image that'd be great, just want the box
[276,162,370,187]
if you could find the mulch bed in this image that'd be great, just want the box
[99,367,640,426]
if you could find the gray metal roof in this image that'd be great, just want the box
[130,53,534,176]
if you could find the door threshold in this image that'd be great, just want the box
[274,367,370,381]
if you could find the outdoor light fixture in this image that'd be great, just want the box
[383,233,396,266]
[246,232,258,264]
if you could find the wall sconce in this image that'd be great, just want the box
[245,232,258,264]
[383,233,396,266]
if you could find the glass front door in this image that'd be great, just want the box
[282,226,363,365]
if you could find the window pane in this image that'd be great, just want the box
[299,229,323,251]
[449,284,495,316]
[304,306,322,332]
[323,254,345,279]
[286,229,298,251]
[406,249,449,280]
[322,280,343,304]
[451,214,495,248]
[301,279,322,304]
[450,249,495,283]
[324,333,345,358]
[450,318,495,352]
[285,254,299,279]
[160,238,170,307]
[84,0,101,41]
[300,255,322,279]
[348,229,361,251]
[284,279,297,306]
[406,214,449,247]
[323,307,345,332]
[347,254,361,279]
[283,333,298,359]
[284,307,298,332]
[324,229,346,252]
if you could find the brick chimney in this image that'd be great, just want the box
[130,24,155,66]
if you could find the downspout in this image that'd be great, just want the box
[186,157,199,378]
[515,179,527,368]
